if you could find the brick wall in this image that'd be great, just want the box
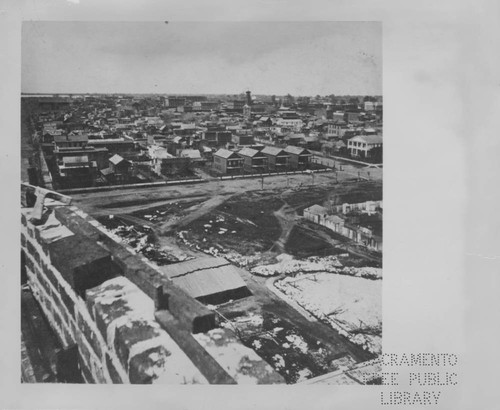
[21,208,207,384]
[21,212,127,383]
[21,201,284,384]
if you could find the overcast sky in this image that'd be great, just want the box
[22,21,381,96]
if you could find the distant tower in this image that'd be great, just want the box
[243,103,251,119]
[246,90,252,106]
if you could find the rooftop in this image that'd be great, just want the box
[238,147,263,158]
[349,135,383,144]
[284,146,311,156]
[214,148,240,159]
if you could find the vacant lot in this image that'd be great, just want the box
[285,226,340,258]
[183,191,284,255]
[90,180,382,266]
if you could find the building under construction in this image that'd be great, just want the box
[20,183,282,384]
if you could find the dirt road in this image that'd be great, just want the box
[72,168,380,216]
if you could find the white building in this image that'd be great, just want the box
[364,101,375,111]
[347,135,383,158]
[276,118,304,131]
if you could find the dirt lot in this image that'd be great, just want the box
[219,309,356,384]
[77,173,382,382]
[285,225,343,258]
[88,178,382,267]
[182,191,284,256]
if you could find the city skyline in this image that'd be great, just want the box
[22,21,382,96]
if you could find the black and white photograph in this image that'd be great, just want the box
[20,21,383,385]
[1,0,499,409]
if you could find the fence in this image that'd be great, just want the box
[219,168,332,181]
[58,177,206,194]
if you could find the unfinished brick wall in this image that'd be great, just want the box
[21,211,128,383]
[21,201,284,385]
[21,208,207,384]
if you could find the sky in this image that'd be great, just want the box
[22,21,381,96]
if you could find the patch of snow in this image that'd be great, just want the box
[285,334,309,354]
[252,340,262,349]
[194,329,276,384]
[251,255,343,277]
[275,272,382,355]
[296,368,312,382]
[272,354,285,369]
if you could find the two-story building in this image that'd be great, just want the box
[108,154,132,183]
[232,133,255,147]
[347,135,383,159]
[260,146,290,171]
[237,147,268,173]
[284,146,312,170]
[213,149,243,175]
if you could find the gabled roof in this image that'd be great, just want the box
[179,149,202,159]
[238,147,263,158]
[284,146,311,156]
[214,148,241,159]
[261,146,288,156]
[305,204,329,215]
[100,167,114,176]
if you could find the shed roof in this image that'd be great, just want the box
[163,257,248,299]
[100,167,114,176]
[109,154,125,165]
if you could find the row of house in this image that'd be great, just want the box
[304,203,383,251]
[213,146,312,174]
